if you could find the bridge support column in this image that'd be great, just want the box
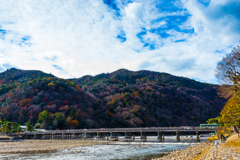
[85,133,94,140]
[62,133,65,140]
[176,131,180,142]
[157,132,164,142]
[41,134,45,140]
[140,132,147,142]
[196,131,200,142]
[97,132,105,140]
[124,132,132,142]
[110,132,118,141]
[79,133,83,139]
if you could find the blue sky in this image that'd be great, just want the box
[0,0,240,84]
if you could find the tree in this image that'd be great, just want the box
[216,45,240,96]
[55,112,66,129]
[210,45,240,138]
[25,121,34,131]
[37,110,50,129]
[0,121,21,134]
[76,109,81,122]
[37,110,50,124]
[208,94,240,137]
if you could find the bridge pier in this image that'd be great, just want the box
[157,132,164,142]
[196,131,200,142]
[56,134,61,140]
[79,133,84,139]
[110,132,118,141]
[85,133,94,140]
[176,131,180,142]
[97,132,105,140]
[124,132,132,142]
[61,133,66,140]
[140,132,147,142]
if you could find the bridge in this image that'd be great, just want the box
[24,127,216,142]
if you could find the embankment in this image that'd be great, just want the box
[154,134,240,160]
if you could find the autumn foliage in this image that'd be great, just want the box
[0,68,227,129]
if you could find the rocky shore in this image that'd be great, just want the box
[153,142,212,160]
[0,140,107,154]
[154,134,240,160]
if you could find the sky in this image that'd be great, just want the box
[0,0,240,84]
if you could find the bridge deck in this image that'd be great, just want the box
[26,127,216,135]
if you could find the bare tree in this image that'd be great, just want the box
[216,45,240,97]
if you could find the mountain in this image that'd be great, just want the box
[0,68,55,85]
[0,68,227,129]
[0,68,55,95]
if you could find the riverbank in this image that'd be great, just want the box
[153,142,211,160]
[0,140,108,154]
[154,134,240,160]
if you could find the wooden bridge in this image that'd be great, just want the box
[24,127,216,142]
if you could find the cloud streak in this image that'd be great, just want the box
[0,0,239,84]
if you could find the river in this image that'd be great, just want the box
[0,135,209,160]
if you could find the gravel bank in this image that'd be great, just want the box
[0,140,107,154]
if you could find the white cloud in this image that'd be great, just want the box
[0,0,239,84]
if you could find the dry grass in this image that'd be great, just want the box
[224,135,240,152]
[193,145,212,160]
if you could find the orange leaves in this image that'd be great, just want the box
[133,91,139,96]
[47,77,53,81]
[147,79,150,83]
[47,82,55,87]
[59,105,69,111]
[68,81,75,86]
[69,120,79,129]
[76,85,82,92]
[145,86,150,90]
[107,99,115,106]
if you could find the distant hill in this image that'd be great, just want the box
[0,68,55,97]
[0,68,55,85]
[0,68,227,129]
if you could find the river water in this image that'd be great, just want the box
[0,136,208,160]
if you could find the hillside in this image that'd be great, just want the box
[0,68,227,129]
[0,68,55,96]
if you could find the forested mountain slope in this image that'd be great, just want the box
[0,68,227,129]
